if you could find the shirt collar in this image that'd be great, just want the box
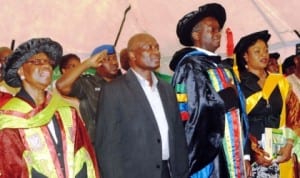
[240,70,269,82]
[131,69,158,88]
[192,46,218,56]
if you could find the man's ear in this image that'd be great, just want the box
[128,51,135,61]
[191,31,199,41]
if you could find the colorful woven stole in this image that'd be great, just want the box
[174,83,189,121]
[0,93,70,129]
[207,67,245,178]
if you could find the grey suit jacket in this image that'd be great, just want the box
[95,69,189,178]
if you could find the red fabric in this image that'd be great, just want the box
[180,111,190,121]
[0,92,12,107]
[226,28,234,57]
[0,129,29,178]
[73,109,101,178]
[286,91,300,129]
[0,107,100,178]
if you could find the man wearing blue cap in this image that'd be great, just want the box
[56,44,120,144]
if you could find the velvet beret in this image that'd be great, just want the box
[234,30,271,72]
[5,38,62,87]
[176,3,226,46]
[91,44,116,56]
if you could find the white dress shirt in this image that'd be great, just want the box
[132,69,170,160]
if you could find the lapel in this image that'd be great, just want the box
[241,71,261,93]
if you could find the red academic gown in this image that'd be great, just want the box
[0,90,100,178]
[0,91,12,107]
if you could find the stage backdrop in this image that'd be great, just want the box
[1,0,299,75]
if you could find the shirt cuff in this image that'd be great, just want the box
[244,155,251,161]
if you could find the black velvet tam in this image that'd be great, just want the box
[5,38,62,87]
[234,30,271,72]
[176,3,226,46]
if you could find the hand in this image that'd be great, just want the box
[85,50,108,68]
[275,141,293,163]
[253,150,273,167]
[249,134,273,166]
[244,160,252,177]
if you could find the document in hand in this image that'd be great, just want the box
[264,128,286,160]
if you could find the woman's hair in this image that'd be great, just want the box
[237,39,268,73]
[234,30,270,73]
[59,53,80,73]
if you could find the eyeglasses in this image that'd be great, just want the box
[25,58,55,66]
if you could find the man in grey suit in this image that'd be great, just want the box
[95,33,189,178]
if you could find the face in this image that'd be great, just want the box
[97,53,119,79]
[295,55,300,73]
[284,66,296,76]
[192,17,222,52]
[61,57,80,74]
[266,58,279,73]
[244,39,269,71]
[120,49,130,71]
[18,52,54,90]
[130,34,160,71]
[0,48,12,81]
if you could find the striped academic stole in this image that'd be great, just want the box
[207,67,245,178]
[174,83,189,121]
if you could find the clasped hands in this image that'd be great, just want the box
[254,141,293,167]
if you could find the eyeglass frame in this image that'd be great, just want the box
[24,58,55,66]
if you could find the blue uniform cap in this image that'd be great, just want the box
[91,44,116,56]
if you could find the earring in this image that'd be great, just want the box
[245,65,248,69]
[20,75,25,80]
